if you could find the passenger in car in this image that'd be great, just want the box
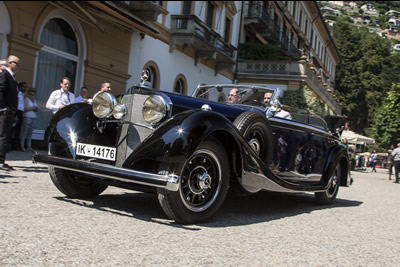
[264,92,292,120]
[228,88,242,104]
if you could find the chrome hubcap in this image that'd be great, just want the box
[248,138,261,155]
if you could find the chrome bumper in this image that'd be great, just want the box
[32,153,180,191]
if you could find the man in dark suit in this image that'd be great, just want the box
[0,55,20,171]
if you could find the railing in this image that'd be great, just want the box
[237,60,301,75]
[303,64,341,112]
[237,60,341,113]
[171,15,235,59]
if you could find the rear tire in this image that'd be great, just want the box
[157,137,230,224]
[315,164,341,204]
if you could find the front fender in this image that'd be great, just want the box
[45,103,118,158]
[123,110,242,174]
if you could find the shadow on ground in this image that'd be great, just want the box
[54,189,362,229]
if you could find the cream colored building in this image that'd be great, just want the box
[0,1,340,140]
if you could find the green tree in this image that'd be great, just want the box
[371,83,400,148]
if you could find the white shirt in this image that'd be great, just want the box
[46,88,75,114]
[24,97,37,119]
[18,91,24,111]
[392,147,400,162]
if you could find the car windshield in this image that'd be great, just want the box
[192,84,277,108]
[192,84,328,131]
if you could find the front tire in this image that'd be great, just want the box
[315,164,341,204]
[157,137,230,224]
[49,167,108,198]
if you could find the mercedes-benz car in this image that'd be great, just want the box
[33,74,351,224]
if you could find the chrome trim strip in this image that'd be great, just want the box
[33,154,179,191]
[270,117,331,135]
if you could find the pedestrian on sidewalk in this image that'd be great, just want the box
[387,145,395,180]
[391,143,400,183]
[20,87,38,151]
[0,55,20,171]
[371,150,378,172]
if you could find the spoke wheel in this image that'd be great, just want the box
[157,137,229,224]
[315,164,341,204]
[180,149,221,212]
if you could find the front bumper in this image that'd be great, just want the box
[33,153,180,191]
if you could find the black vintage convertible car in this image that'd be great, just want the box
[33,74,351,224]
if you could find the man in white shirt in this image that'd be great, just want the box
[46,77,75,114]
[75,86,89,103]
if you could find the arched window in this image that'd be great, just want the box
[173,74,187,95]
[34,15,84,133]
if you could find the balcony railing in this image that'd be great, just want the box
[170,15,236,70]
[237,60,341,114]
[121,1,162,21]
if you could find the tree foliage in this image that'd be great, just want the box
[371,83,400,148]
[333,17,399,145]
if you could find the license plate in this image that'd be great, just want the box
[76,143,116,161]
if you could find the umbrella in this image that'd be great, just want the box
[341,130,375,144]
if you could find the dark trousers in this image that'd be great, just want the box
[0,111,14,163]
[394,161,400,183]
[11,110,23,149]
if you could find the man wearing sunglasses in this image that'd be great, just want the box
[0,55,20,171]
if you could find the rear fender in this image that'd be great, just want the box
[321,145,350,188]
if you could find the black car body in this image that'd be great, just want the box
[33,80,351,224]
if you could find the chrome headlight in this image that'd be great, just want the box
[112,104,127,120]
[92,92,117,119]
[142,95,167,125]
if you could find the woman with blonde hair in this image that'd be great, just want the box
[20,87,38,151]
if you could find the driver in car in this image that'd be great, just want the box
[228,88,242,104]
[264,92,292,120]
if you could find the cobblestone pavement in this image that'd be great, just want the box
[1,150,400,266]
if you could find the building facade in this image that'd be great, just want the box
[0,1,340,140]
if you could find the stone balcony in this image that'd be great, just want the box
[236,59,341,114]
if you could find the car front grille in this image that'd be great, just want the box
[115,94,153,167]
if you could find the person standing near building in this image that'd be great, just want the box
[20,87,38,151]
[12,81,27,151]
[392,143,400,183]
[0,55,20,171]
[371,150,378,172]
[387,145,395,180]
[75,86,89,103]
[46,77,75,114]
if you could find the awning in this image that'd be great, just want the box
[341,130,375,144]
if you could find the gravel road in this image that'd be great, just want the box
[1,150,400,266]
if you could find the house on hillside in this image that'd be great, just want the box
[360,3,379,17]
